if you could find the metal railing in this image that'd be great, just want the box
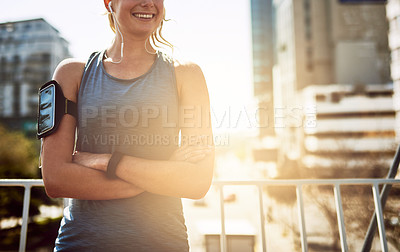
[0,178,399,252]
[0,179,44,252]
[214,178,400,252]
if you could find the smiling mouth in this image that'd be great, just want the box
[133,13,155,19]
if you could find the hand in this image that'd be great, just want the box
[169,144,213,163]
[72,151,111,172]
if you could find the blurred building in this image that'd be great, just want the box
[273,0,390,109]
[0,18,70,133]
[269,0,392,174]
[300,84,395,177]
[387,0,400,141]
[250,0,280,166]
[250,0,275,137]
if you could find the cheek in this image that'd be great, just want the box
[155,1,164,11]
[156,4,165,22]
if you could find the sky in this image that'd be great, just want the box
[1,0,257,134]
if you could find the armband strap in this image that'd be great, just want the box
[37,80,77,139]
[65,99,78,118]
[107,152,124,179]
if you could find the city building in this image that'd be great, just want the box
[273,0,390,108]
[300,84,395,177]
[250,0,275,138]
[250,0,280,167]
[387,0,400,141]
[0,18,70,133]
[269,0,392,173]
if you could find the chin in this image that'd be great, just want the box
[133,29,155,38]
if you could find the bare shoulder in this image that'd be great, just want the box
[174,60,209,105]
[174,60,206,97]
[52,58,87,101]
[174,60,204,79]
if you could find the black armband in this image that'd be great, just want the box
[107,152,124,179]
[37,80,77,139]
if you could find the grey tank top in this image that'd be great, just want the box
[54,50,189,252]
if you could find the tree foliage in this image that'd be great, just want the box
[0,125,38,178]
[0,124,57,221]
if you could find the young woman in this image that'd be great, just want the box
[41,0,214,250]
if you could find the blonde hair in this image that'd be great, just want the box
[107,8,173,49]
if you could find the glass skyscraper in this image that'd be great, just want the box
[250,0,275,137]
[0,18,70,134]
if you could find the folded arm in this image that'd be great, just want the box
[72,62,215,199]
[116,63,214,199]
[41,59,144,200]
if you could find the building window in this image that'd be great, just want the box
[304,0,312,40]
[41,53,50,61]
[331,92,341,103]
[316,94,326,102]
[5,23,14,33]
[23,23,31,30]
[12,55,20,64]
[306,47,313,71]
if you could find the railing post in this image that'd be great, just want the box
[219,185,227,252]
[19,184,32,252]
[333,184,348,252]
[372,184,388,252]
[296,185,308,252]
[258,185,267,252]
[1,178,400,252]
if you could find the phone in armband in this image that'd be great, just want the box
[37,80,77,167]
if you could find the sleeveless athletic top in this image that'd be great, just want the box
[54,50,189,251]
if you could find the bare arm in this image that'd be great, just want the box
[110,63,214,199]
[73,63,215,199]
[41,59,144,200]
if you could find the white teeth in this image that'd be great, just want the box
[133,13,154,19]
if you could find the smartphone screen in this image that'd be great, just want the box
[38,84,55,137]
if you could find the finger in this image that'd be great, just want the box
[170,150,190,161]
[184,148,212,160]
[186,154,207,163]
[182,143,212,149]
[171,144,212,161]
[186,149,212,157]
[179,145,211,155]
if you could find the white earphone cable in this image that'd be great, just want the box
[107,1,158,62]
[108,2,124,64]
[145,37,157,55]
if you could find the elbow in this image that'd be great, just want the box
[187,170,213,200]
[41,163,64,199]
[43,180,62,199]
[189,186,211,200]
[44,187,59,199]
[42,175,62,199]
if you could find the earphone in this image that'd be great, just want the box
[104,0,156,61]
[107,1,124,64]
[108,1,114,13]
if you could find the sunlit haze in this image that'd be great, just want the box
[1,0,256,135]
